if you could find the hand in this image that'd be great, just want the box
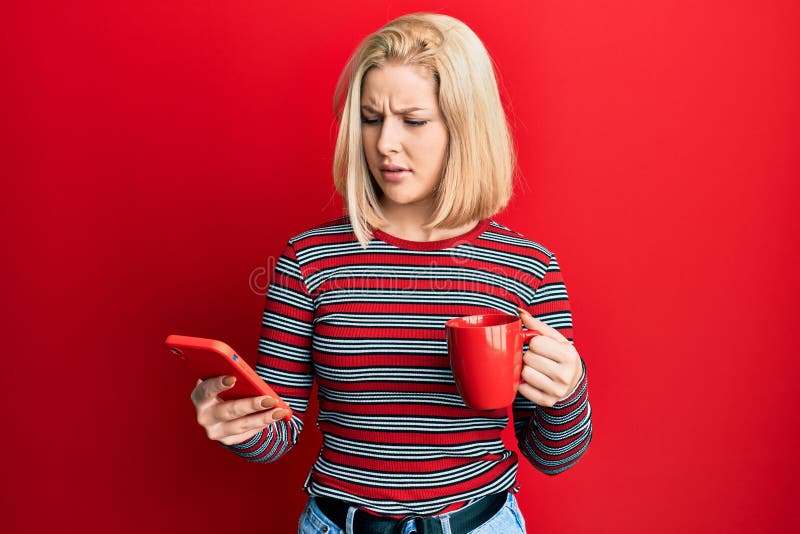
[191,375,290,446]
[516,307,583,407]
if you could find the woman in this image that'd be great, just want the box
[191,12,592,533]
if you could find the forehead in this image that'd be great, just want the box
[360,64,438,110]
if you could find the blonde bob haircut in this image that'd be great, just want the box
[332,12,517,249]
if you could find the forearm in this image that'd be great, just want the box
[517,358,592,475]
[217,239,314,462]
[218,415,303,463]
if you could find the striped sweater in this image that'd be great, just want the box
[220,215,592,517]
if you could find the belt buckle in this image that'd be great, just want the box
[393,514,424,534]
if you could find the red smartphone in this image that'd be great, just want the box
[164,334,292,420]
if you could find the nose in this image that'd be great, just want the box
[376,118,403,155]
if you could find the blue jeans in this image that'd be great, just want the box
[297,492,526,533]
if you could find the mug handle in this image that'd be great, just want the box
[521,330,540,344]
[514,328,541,388]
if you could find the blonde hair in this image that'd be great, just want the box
[332,12,517,249]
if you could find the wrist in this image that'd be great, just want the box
[560,359,585,401]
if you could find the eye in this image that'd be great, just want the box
[360,117,428,127]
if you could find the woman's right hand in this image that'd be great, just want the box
[191,375,290,446]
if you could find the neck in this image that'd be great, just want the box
[376,199,480,242]
[378,201,433,235]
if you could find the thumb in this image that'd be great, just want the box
[516,307,546,335]
[515,307,569,344]
[221,375,236,388]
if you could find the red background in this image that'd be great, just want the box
[3,1,799,533]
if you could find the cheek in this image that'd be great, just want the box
[418,134,448,172]
[421,129,448,157]
[361,135,377,160]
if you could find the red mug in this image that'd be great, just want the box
[445,313,540,410]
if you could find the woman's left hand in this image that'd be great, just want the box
[515,306,583,407]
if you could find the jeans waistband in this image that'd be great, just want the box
[313,491,508,534]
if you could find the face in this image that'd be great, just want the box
[360,63,449,212]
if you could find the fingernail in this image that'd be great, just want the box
[261,397,276,409]
[222,376,236,387]
[272,409,289,421]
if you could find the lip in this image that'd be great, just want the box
[380,163,409,171]
[381,169,410,182]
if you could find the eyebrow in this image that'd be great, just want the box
[360,104,427,114]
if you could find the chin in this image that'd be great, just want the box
[385,193,430,206]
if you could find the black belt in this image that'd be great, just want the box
[313,491,508,534]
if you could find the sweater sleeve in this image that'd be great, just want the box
[512,252,593,475]
[218,239,316,462]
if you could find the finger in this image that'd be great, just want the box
[191,378,202,399]
[191,378,209,405]
[211,394,278,423]
[523,351,561,379]
[517,381,557,407]
[192,375,236,406]
[523,351,575,389]
[520,361,557,394]
[215,408,285,443]
[516,307,569,344]
[526,335,572,364]
[271,408,291,421]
